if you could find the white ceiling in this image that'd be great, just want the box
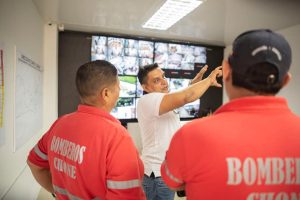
[33,0,300,46]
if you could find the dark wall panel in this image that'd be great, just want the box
[199,47,224,115]
[58,32,91,116]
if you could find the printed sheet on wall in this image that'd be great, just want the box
[14,49,43,151]
[0,43,4,147]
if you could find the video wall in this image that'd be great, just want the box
[58,31,223,122]
[91,35,207,121]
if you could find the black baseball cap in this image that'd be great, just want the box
[229,29,292,84]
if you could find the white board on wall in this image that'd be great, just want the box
[14,48,43,151]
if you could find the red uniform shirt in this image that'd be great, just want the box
[28,105,145,200]
[161,96,300,200]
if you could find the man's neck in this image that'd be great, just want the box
[229,87,274,101]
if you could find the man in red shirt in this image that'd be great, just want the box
[27,60,145,199]
[161,29,300,199]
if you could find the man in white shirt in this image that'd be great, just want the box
[136,63,222,200]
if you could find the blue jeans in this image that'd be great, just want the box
[143,174,175,200]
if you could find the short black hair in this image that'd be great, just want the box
[137,63,159,84]
[75,60,117,99]
[231,62,283,94]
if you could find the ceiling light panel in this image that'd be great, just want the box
[143,0,203,30]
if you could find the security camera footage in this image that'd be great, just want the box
[168,78,200,118]
[92,36,154,75]
[91,35,206,120]
[154,42,207,70]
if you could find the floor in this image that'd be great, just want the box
[37,188,186,200]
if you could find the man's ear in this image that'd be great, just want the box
[100,88,110,104]
[222,60,232,82]
[282,72,291,88]
[141,84,150,93]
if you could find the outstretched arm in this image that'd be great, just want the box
[159,66,222,115]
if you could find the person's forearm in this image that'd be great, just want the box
[181,77,211,103]
[159,66,221,115]
[159,77,211,115]
[27,160,54,193]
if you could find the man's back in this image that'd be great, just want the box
[29,105,145,199]
[162,96,300,199]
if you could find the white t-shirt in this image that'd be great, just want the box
[137,92,181,177]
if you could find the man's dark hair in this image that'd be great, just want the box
[76,60,117,99]
[137,63,159,84]
[231,62,283,94]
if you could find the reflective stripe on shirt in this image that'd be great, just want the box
[163,161,183,184]
[107,179,141,189]
[53,184,101,200]
[34,144,48,160]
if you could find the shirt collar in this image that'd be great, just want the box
[215,96,289,114]
[77,104,121,124]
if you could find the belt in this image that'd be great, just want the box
[145,172,161,179]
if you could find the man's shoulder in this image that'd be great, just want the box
[138,92,165,105]
[178,116,223,135]
[141,92,165,98]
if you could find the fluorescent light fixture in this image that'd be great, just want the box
[143,0,203,30]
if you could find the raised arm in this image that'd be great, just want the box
[159,66,222,115]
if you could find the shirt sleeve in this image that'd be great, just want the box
[27,119,60,168]
[138,93,165,118]
[161,128,186,189]
[27,131,51,168]
[105,127,146,200]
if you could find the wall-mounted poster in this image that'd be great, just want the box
[0,47,4,128]
[14,48,43,151]
[0,43,4,147]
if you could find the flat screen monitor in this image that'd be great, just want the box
[168,78,200,118]
[119,76,137,98]
[154,42,207,70]
[111,98,136,119]
[91,36,154,75]
[91,36,107,61]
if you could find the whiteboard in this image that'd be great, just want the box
[14,49,43,151]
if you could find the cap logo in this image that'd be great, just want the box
[251,45,282,61]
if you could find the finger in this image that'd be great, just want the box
[201,65,208,71]
[216,70,223,77]
[198,65,208,74]
[212,81,222,87]
[215,66,222,70]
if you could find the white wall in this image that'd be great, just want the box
[0,0,58,199]
[277,25,300,116]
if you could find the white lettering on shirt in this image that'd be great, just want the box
[247,192,300,200]
[53,157,76,179]
[50,136,86,164]
[50,136,87,179]
[226,157,300,185]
